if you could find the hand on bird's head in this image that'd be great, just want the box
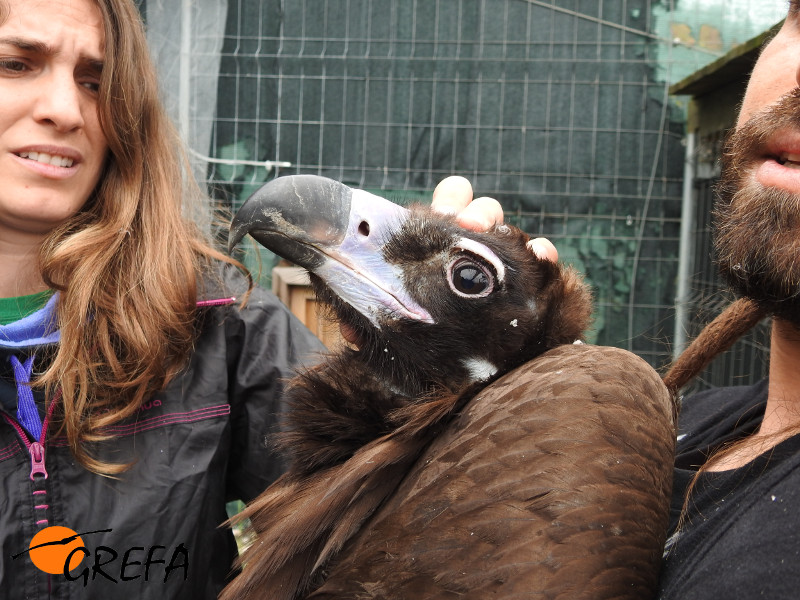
[431,176,559,261]
[431,176,503,232]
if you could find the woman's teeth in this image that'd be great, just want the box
[18,151,74,168]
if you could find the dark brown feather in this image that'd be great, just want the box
[223,345,674,600]
[302,345,675,600]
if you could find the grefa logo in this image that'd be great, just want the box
[13,526,189,586]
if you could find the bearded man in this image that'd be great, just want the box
[653,5,800,598]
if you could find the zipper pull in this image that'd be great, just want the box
[29,442,48,480]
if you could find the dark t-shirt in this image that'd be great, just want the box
[658,380,800,599]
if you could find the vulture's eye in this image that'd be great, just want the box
[447,257,495,298]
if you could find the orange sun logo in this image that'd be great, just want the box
[28,526,86,574]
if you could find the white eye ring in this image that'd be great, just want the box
[452,237,506,283]
[447,256,495,298]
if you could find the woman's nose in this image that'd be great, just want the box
[31,70,87,132]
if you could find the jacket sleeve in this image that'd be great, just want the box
[222,269,326,503]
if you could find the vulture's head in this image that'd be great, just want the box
[230,175,592,397]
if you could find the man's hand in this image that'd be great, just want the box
[431,176,504,232]
[431,176,558,262]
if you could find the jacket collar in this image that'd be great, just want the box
[0,293,60,349]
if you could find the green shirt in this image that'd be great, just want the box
[0,290,54,326]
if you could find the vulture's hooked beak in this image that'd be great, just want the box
[229,174,433,327]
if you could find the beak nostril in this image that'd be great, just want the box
[358,221,370,236]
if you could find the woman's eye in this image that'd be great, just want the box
[447,257,495,298]
[0,59,28,73]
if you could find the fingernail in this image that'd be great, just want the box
[461,216,491,232]
[527,240,547,259]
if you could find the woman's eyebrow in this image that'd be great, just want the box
[0,36,54,55]
[0,35,104,72]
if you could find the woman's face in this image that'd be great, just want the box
[0,0,109,241]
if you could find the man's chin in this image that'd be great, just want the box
[718,220,800,326]
[724,281,800,326]
[716,176,800,326]
[712,88,800,328]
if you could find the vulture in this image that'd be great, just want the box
[222,175,676,600]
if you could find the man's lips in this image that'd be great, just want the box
[775,152,800,169]
[754,155,800,192]
[755,128,800,186]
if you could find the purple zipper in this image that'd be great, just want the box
[3,389,60,480]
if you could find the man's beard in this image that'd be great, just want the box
[715,88,800,325]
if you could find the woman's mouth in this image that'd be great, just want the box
[17,151,74,168]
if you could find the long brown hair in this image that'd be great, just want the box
[27,0,243,473]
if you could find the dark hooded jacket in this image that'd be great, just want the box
[0,267,324,599]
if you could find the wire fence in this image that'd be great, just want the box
[198,0,686,369]
[680,177,771,394]
[140,0,785,372]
